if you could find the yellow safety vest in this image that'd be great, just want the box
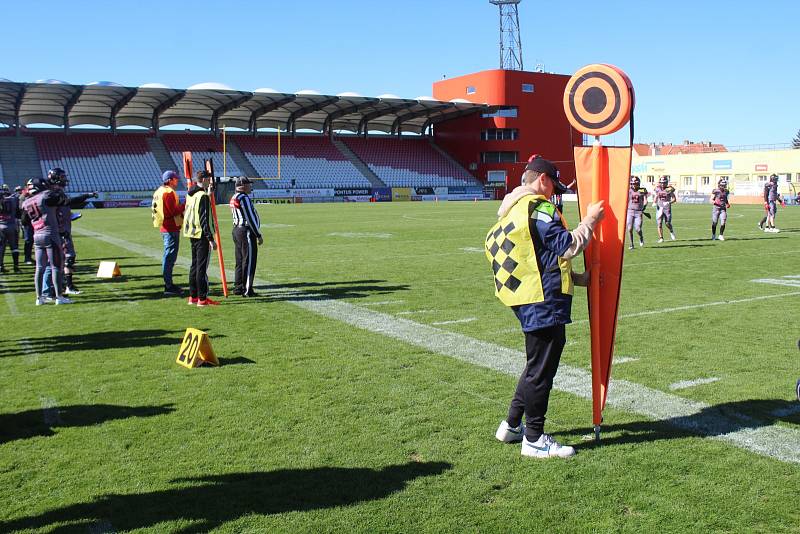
[485,194,573,307]
[152,186,183,228]
[183,190,215,239]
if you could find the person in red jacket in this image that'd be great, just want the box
[152,171,185,296]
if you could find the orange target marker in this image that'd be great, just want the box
[563,63,634,136]
[563,64,634,442]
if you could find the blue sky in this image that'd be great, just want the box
[3,0,798,147]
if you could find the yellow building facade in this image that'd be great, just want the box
[632,148,800,204]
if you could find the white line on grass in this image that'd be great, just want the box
[431,317,477,325]
[396,309,436,316]
[460,247,484,253]
[361,300,405,306]
[569,291,800,325]
[751,278,800,288]
[40,397,61,426]
[772,404,800,418]
[614,357,640,365]
[0,278,19,316]
[19,339,39,364]
[669,377,721,390]
[73,228,800,465]
[327,232,393,239]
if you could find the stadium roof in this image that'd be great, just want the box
[0,80,498,135]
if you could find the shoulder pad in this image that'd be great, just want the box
[666,186,674,193]
[532,199,556,216]
[638,188,648,193]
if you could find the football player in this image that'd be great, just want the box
[710,178,731,241]
[626,176,648,250]
[653,176,676,243]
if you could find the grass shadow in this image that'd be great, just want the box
[0,329,187,358]
[560,398,800,450]
[0,461,452,533]
[0,404,175,444]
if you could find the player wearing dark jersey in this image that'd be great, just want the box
[759,174,782,233]
[653,176,676,243]
[710,178,731,241]
[0,184,22,273]
[21,178,72,305]
[40,168,97,296]
[626,177,648,249]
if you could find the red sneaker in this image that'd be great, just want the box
[197,298,220,307]
[188,297,199,305]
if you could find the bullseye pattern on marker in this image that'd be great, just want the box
[563,64,634,136]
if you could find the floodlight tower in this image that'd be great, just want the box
[489,0,523,71]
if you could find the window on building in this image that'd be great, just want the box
[487,170,507,183]
[734,174,749,182]
[796,173,800,183]
[466,86,476,95]
[482,107,518,118]
[682,176,693,186]
[481,128,519,141]
[701,176,710,186]
[481,151,518,163]
[646,176,655,183]
[522,83,534,93]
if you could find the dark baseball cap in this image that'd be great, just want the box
[525,156,568,194]
[235,176,253,187]
[162,170,179,183]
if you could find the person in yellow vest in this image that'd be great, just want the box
[152,170,185,296]
[487,156,604,459]
[183,170,218,306]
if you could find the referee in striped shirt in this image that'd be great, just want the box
[229,177,263,297]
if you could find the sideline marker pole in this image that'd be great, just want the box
[204,158,229,298]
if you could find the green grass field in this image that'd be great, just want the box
[1,200,799,533]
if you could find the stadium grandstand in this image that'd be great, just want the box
[0,79,495,195]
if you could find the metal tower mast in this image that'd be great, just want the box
[489,0,523,71]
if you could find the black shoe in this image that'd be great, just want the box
[24,259,33,265]
[13,267,21,274]
[243,290,259,298]
[232,288,243,296]
[163,285,184,296]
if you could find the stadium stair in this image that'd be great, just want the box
[331,139,386,188]
[0,135,43,189]
[147,137,179,175]
[428,140,481,186]
[226,138,260,180]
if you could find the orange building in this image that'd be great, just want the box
[433,69,581,190]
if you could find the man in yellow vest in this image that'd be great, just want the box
[183,170,218,306]
[487,156,604,459]
[152,170,185,296]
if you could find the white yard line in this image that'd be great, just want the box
[460,247,484,253]
[40,397,61,426]
[73,227,800,465]
[0,278,19,316]
[19,338,40,364]
[361,300,404,306]
[669,377,721,391]
[614,357,640,365]
[396,309,436,316]
[430,317,477,326]
[751,278,800,288]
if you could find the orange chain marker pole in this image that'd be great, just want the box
[563,64,635,442]
[204,158,229,298]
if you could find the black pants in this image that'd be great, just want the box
[507,324,567,441]
[232,226,258,294]
[189,238,211,299]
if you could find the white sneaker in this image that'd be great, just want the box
[64,287,81,295]
[521,434,575,459]
[35,296,52,306]
[711,235,717,240]
[718,235,725,241]
[495,420,525,443]
[55,296,74,305]
[628,244,634,250]
[657,238,664,243]
[670,232,676,241]
[772,228,780,233]
[639,241,644,248]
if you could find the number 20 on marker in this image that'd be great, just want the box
[176,328,219,368]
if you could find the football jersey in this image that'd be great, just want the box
[653,185,675,206]
[711,188,730,209]
[22,189,67,236]
[628,187,648,211]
